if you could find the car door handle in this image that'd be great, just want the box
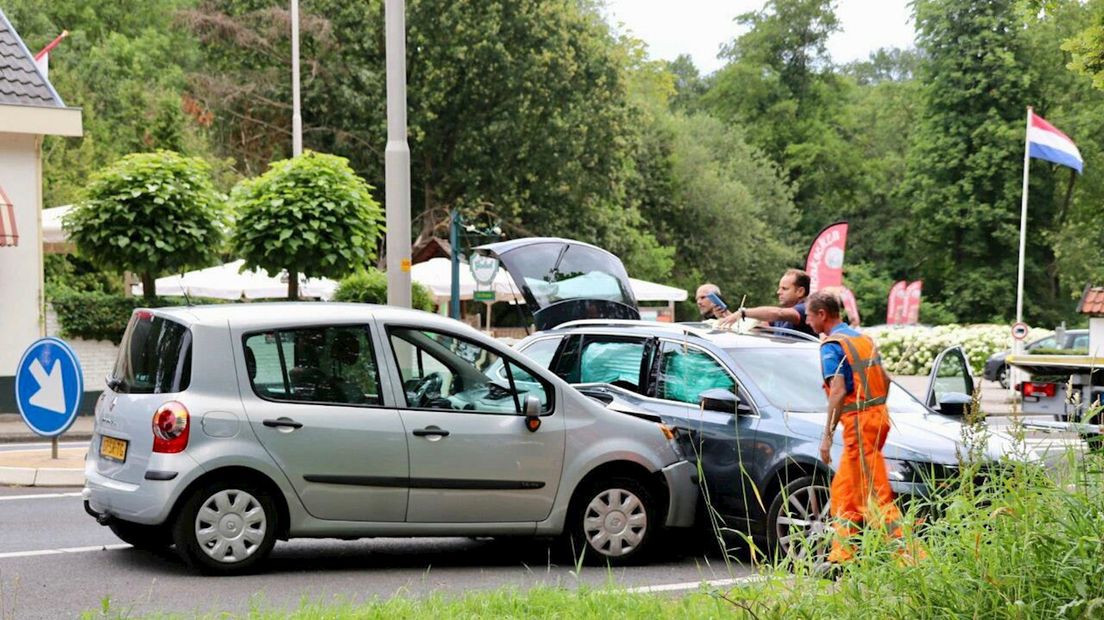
[412,427,450,438]
[263,418,304,430]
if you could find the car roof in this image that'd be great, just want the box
[538,320,818,351]
[146,302,473,332]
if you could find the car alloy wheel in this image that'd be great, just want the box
[997,366,1008,389]
[768,475,832,564]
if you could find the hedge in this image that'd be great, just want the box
[864,324,1054,377]
[333,269,436,312]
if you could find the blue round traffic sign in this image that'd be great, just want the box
[14,337,84,437]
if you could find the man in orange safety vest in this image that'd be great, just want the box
[805,290,902,564]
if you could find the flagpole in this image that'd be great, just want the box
[1015,107,1032,328]
[1011,106,1032,391]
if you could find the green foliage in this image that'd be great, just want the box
[333,269,435,312]
[44,254,122,296]
[899,0,1038,324]
[4,0,224,208]
[230,151,383,298]
[63,150,227,299]
[49,291,166,343]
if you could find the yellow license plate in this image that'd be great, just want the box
[100,436,128,462]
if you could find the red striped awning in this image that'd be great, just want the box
[0,184,17,247]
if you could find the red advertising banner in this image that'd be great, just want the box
[904,280,923,324]
[805,221,848,293]
[839,286,861,326]
[886,280,907,325]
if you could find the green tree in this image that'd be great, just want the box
[63,151,226,300]
[229,151,383,299]
[184,0,672,277]
[4,0,221,208]
[899,0,1043,323]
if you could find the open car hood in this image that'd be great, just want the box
[475,237,639,330]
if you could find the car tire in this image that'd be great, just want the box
[108,520,170,551]
[172,480,278,575]
[997,365,1008,389]
[766,475,832,565]
[566,476,659,566]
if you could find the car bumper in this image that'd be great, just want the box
[661,460,698,528]
[83,454,202,526]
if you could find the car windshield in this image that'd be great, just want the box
[724,347,929,414]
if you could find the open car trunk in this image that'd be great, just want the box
[475,237,639,330]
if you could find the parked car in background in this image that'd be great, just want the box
[83,304,697,574]
[509,321,1023,562]
[984,329,1088,388]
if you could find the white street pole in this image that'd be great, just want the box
[385,0,412,308]
[291,0,302,156]
[1011,106,1032,394]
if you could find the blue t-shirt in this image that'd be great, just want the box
[770,302,816,337]
[820,323,861,395]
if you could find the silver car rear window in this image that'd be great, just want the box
[110,311,192,394]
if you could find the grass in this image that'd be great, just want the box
[85,401,1104,619]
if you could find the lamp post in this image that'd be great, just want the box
[290,0,302,156]
[450,209,460,319]
[384,0,412,308]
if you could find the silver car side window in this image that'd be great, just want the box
[243,326,383,406]
[388,327,551,414]
[654,342,735,405]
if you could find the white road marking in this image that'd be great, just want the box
[619,574,767,594]
[0,544,130,560]
[0,492,82,501]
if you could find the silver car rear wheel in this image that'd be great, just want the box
[173,480,278,575]
[194,489,268,563]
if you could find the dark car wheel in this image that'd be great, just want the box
[997,365,1008,389]
[766,475,832,565]
[566,476,660,566]
[108,520,170,551]
[172,480,278,575]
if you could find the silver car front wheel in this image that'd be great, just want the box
[569,476,659,565]
[174,480,278,575]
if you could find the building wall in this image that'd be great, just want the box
[0,133,45,413]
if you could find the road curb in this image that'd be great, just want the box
[0,466,84,487]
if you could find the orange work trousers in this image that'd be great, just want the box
[828,407,902,563]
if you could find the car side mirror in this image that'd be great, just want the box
[937,392,972,416]
[699,388,742,414]
[524,395,542,432]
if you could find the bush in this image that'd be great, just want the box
[864,324,1053,376]
[50,291,166,343]
[333,269,435,312]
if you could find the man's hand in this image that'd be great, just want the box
[819,434,832,465]
[717,308,742,329]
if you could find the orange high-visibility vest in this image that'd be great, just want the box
[822,332,890,412]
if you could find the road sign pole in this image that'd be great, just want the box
[52,436,58,459]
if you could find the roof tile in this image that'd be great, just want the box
[0,9,64,108]
[1077,286,1104,315]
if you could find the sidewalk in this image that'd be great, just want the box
[0,414,91,487]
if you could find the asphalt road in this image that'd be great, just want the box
[0,486,755,618]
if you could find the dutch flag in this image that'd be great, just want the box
[1028,111,1083,174]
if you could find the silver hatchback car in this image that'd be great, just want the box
[83,303,696,574]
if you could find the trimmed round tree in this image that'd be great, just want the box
[63,151,226,300]
[230,151,383,299]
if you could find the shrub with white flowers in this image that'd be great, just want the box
[863,324,1052,377]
